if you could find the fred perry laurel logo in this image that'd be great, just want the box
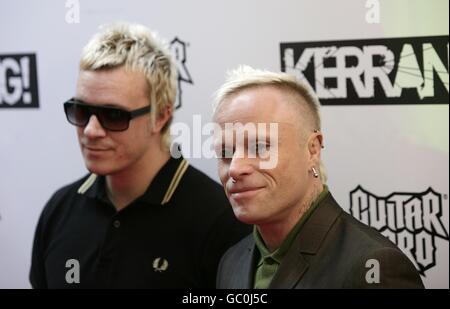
[153,257,169,272]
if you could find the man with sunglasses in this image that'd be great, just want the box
[30,23,250,289]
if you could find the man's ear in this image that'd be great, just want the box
[308,131,323,163]
[152,104,173,134]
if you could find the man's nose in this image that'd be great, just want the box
[83,115,106,138]
[228,151,254,181]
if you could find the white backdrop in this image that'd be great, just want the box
[0,0,448,288]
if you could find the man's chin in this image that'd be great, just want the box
[231,204,259,225]
[84,162,113,176]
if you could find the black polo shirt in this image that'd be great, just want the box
[30,156,251,289]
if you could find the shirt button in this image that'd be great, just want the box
[113,220,121,228]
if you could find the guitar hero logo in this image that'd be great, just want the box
[280,36,449,105]
[170,37,193,110]
[350,186,449,275]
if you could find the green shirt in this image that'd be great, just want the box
[253,185,329,289]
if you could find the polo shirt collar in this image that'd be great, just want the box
[77,155,189,206]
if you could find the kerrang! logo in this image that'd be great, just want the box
[349,186,449,275]
[0,53,39,108]
[280,36,449,105]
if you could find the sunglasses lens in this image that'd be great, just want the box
[97,108,129,131]
[64,102,89,127]
[64,100,131,131]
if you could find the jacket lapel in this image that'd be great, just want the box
[234,235,259,289]
[268,249,309,288]
[269,193,342,288]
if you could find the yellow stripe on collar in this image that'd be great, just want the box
[77,174,98,194]
[161,159,189,205]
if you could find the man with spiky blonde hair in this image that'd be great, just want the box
[30,23,250,289]
[214,66,423,289]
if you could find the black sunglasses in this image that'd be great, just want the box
[63,98,151,132]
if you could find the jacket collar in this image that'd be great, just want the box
[268,192,342,288]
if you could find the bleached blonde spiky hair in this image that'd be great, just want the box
[213,65,327,183]
[80,23,177,150]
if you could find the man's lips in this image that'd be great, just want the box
[83,145,111,152]
[228,186,265,199]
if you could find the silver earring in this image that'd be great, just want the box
[231,177,237,183]
[311,167,319,178]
